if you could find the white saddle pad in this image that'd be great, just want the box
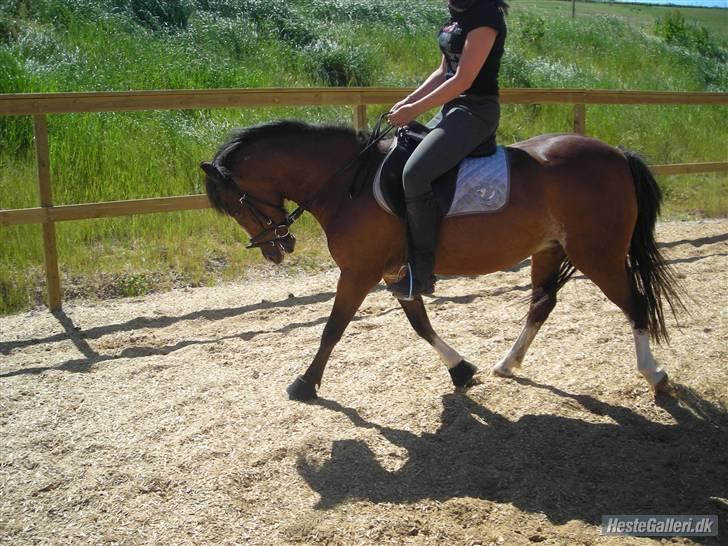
[448,145,510,216]
[373,145,510,217]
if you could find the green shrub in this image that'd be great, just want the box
[1,0,113,26]
[0,49,33,154]
[304,0,445,27]
[500,50,533,88]
[121,0,195,30]
[194,0,241,18]
[519,13,546,49]
[236,0,317,47]
[0,13,21,44]
[117,272,155,297]
[655,10,690,45]
[655,10,726,61]
[304,40,375,87]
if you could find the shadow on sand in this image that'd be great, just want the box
[299,381,727,542]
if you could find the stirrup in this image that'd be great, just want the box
[387,264,435,301]
[388,264,415,301]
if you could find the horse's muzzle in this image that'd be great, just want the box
[260,234,296,264]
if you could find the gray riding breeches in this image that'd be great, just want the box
[402,94,500,199]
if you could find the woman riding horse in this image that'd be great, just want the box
[201,118,684,401]
[387,0,508,301]
[200,3,684,402]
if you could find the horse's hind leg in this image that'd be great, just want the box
[493,245,567,377]
[397,296,478,388]
[571,259,668,390]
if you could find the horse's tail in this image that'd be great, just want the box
[621,148,686,343]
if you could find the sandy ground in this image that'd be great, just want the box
[1,219,727,546]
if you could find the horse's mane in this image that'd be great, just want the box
[206,120,380,214]
[213,120,362,166]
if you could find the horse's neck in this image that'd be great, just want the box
[278,140,363,230]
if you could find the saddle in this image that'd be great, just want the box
[375,122,499,218]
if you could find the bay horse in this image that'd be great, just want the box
[201,120,684,401]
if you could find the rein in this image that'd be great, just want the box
[234,114,394,251]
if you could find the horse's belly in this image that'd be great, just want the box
[436,209,552,276]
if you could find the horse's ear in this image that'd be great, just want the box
[200,162,221,179]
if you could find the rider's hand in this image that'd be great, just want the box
[387,103,420,127]
[390,96,411,112]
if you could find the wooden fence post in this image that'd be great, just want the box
[353,104,367,132]
[33,114,62,310]
[573,103,586,135]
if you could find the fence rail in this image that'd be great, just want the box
[2,88,727,116]
[1,87,727,310]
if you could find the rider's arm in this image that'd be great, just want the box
[402,56,447,104]
[389,26,496,125]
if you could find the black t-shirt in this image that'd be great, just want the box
[438,1,507,96]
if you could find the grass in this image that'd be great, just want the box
[526,0,728,37]
[0,0,726,315]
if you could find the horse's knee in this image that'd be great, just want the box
[321,323,346,347]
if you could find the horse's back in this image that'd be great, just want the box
[509,133,626,169]
[508,133,634,204]
[438,133,637,274]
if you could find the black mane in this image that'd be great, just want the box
[213,120,361,166]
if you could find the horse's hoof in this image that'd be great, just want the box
[492,361,514,377]
[654,372,670,394]
[287,375,318,401]
[449,360,478,388]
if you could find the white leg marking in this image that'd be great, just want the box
[432,335,464,369]
[633,328,667,387]
[493,322,542,377]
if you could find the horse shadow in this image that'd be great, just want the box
[0,292,338,357]
[298,381,727,542]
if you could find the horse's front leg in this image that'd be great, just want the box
[397,296,478,389]
[287,269,379,401]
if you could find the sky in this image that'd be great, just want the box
[609,0,727,7]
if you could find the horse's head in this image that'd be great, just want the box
[201,161,296,264]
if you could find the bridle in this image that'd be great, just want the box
[231,113,395,252]
[236,192,305,250]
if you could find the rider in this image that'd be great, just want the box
[386,0,508,301]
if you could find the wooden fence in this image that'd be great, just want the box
[1,87,727,310]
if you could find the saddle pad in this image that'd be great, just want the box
[449,145,510,216]
[373,145,510,218]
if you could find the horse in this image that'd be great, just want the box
[201,120,684,402]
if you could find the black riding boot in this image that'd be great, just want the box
[388,192,443,301]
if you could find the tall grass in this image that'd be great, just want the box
[1,0,726,314]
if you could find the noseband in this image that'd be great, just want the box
[237,192,305,250]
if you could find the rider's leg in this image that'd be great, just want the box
[388,98,500,301]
